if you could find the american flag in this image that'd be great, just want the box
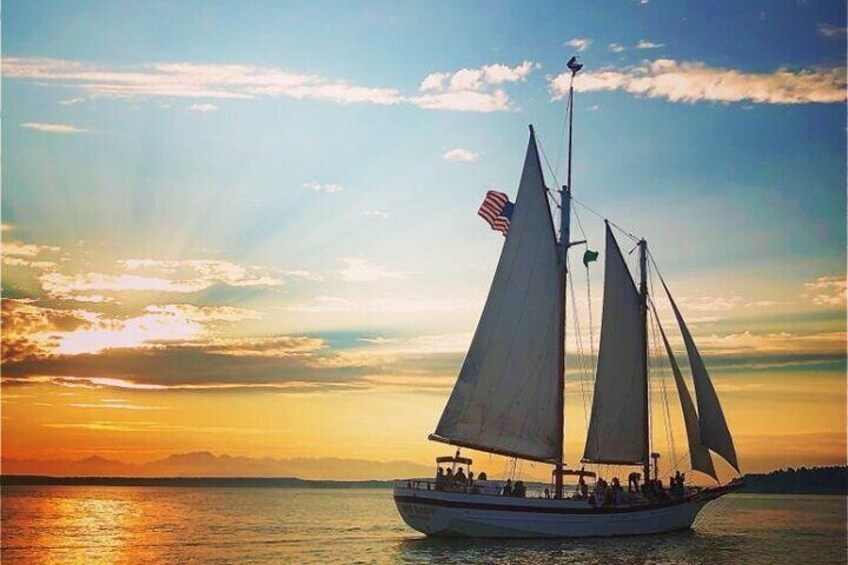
[478,190,514,236]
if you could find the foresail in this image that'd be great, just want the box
[431,129,562,463]
[582,225,647,465]
[655,313,717,480]
[662,280,740,473]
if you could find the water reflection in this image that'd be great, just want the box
[1,489,844,565]
[392,530,739,565]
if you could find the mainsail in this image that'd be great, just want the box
[430,129,562,463]
[662,280,740,472]
[655,312,718,480]
[582,225,648,464]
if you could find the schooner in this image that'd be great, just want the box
[393,58,743,538]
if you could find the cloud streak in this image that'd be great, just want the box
[565,38,591,52]
[4,57,538,113]
[442,148,479,162]
[304,182,343,193]
[339,258,407,282]
[550,59,847,104]
[21,122,86,134]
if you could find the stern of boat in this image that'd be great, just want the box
[393,480,450,536]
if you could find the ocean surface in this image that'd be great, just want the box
[1,487,845,564]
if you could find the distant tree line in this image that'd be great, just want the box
[742,466,847,495]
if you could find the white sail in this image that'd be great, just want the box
[430,129,562,463]
[582,225,647,464]
[655,313,718,480]
[662,280,740,472]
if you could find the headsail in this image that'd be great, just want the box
[582,225,648,465]
[662,279,740,472]
[654,311,718,480]
[430,128,562,463]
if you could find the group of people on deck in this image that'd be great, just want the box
[435,466,486,491]
[500,479,526,497]
[575,470,688,506]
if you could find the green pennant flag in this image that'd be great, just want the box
[583,249,599,267]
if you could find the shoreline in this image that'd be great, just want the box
[2,474,846,495]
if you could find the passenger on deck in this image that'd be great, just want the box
[467,470,474,486]
[611,477,626,505]
[512,481,526,498]
[673,471,686,498]
[593,478,608,507]
[446,467,454,486]
[455,467,467,486]
[478,471,487,481]
[435,467,445,490]
[628,472,641,493]
[502,479,513,496]
[576,476,589,499]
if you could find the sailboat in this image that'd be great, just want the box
[393,58,743,538]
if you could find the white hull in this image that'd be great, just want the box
[394,482,726,538]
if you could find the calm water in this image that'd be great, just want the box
[1,487,845,564]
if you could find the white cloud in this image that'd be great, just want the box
[409,89,511,112]
[802,276,846,306]
[188,103,218,112]
[58,97,86,105]
[3,58,403,106]
[40,272,211,295]
[607,40,663,53]
[550,59,847,105]
[304,182,343,193]
[414,61,539,112]
[2,241,60,258]
[359,210,389,219]
[35,257,316,300]
[2,241,61,270]
[817,23,847,39]
[419,61,538,92]
[339,258,407,282]
[21,122,86,134]
[359,332,472,354]
[442,148,479,162]
[4,57,537,114]
[565,38,592,52]
[636,40,664,49]
[144,304,262,322]
[676,295,742,312]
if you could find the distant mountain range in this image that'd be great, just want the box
[0,451,432,481]
[2,454,845,495]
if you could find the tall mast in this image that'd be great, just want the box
[554,56,583,499]
[638,239,650,484]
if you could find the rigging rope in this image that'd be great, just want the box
[570,197,641,244]
[554,79,572,181]
[572,206,596,374]
[648,300,677,478]
[648,296,694,476]
[648,265,678,470]
[566,256,592,430]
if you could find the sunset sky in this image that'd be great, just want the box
[2,0,845,481]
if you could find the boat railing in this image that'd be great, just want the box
[399,479,500,495]
[397,478,697,507]
[398,479,551,498]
